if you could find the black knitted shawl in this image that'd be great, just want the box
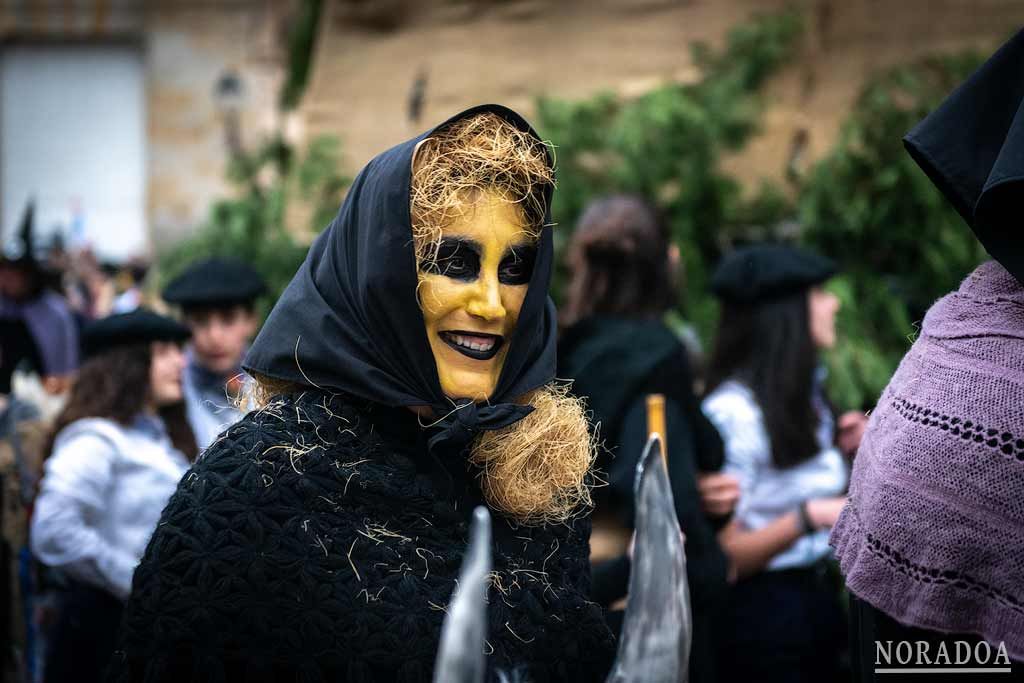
[107,391,614,683]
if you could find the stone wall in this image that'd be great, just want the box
[143,1,289,248]
[301,0,1024,195]
[4,0,1024,252]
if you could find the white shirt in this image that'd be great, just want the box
[30,416,190,600]
[702,379,847,571]
[182,355,246,451]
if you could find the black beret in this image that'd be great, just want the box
[711,244,836,305]
[82,309,191,359]
[162,257,267,308]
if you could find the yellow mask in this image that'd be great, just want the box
[417,191,537,401]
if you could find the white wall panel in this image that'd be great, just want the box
[1,44,146,261]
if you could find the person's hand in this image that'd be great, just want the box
[837,410,869,458]
[697,472,741,518]
[805,496,847,529]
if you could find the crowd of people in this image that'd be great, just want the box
[0,29,1022,683]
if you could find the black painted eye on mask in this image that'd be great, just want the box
[499,245,537,285]
[422,238,481,281]
[420,238,536,286]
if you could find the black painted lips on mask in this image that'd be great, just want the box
[242,104,558,454]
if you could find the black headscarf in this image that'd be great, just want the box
[243,104,557,453]
[904,28,1024,285]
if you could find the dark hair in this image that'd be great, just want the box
[0,259,46,300]
[707,291,819,469]
[45,344,198,462]
[562,195,677,327]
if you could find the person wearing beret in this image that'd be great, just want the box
[29,309,197,683]
[701,244,858,682]
[162,257,266,450]
[832,29,1024,678]
[107,106,615,682]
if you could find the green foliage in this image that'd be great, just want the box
[536,9,803,344]
[157,135,350,321]
[539,8,989,410]
[798,51,989,407]
[280,0,324,110]
[161,4,990,414]
[158,0,343,322]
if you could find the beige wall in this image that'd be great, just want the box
[723,0,1024,192]
[302,0,1024,196]
[144,2,288,249]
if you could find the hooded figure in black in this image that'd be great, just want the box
[107,105,614,683]
[557,195,730,683]
[841,28,1024,682]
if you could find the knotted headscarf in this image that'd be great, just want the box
[243,105,557,454]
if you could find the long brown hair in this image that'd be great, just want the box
[45,344,198,462]
[562,195,677,327]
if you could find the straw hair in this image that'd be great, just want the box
[469,382,595,525]
[410,111,554,267]
[243,373,296,409]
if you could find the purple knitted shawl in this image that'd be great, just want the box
[831,260,1024,656]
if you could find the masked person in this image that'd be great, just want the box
[702,244,853,683]
[107,105,615,683]
[162,257,266,450]
[29,309,196,683]
[832,29,1024,678]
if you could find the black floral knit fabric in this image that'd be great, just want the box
[106,391,615,683]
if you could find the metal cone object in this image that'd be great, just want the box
[605,434,692,683]
[433,506,492,683]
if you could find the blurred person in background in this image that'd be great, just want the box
[110,258,151,314]
[703,244,862,683]
[162,257,266,450]
[834,28,1024,676]
[1,397,50,683]
[0,202,78,398]
[63,249,117,322]
[558,195,736,683]
[30,309,196,683]
[0,203,79,682]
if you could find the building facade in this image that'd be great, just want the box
[4,0,1024,259]
[0,0,288,260]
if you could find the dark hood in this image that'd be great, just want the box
[904,28,1024,285]
[559,316,683,435]
[243,104,557,452]
[558,315,724,491]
